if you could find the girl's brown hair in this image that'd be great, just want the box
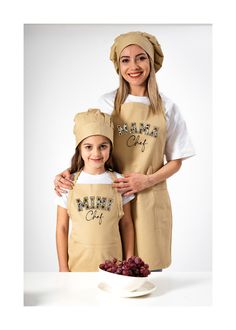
[114,56,164,116]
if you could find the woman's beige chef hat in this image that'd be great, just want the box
[110,31,164,73]
[73,109,114,147]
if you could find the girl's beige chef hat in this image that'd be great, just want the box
[110,31,164,73]
[73,109,114,147]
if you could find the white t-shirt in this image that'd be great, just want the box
[56,170,135,209]
[97,90,195,161]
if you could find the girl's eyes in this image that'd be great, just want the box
[99,144,108,150]
[84,145,108,150]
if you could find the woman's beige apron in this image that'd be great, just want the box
[112,102,172,270]
[67,171,124,271]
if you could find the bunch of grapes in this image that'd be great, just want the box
[99,256,151,277]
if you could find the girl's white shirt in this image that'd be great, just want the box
[56,170,135,209]
[97,90,195,162]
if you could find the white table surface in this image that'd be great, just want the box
[24,271,212,306]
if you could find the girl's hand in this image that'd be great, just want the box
[59,267,70,272]
[112,172,151,196]
[54,169,74,196]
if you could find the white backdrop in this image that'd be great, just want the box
[24,24,212,272]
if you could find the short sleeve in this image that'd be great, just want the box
[163,98,195,161]
[55,190,69,209]
[96,90,116,114]
[114,172,135,205]
[122,194,135,205]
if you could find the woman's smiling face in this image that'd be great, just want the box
[119,44,150,94]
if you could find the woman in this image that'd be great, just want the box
[54,31,195,270]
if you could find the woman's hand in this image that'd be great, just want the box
[112,160,182,197]
[112,172,151,196]
[54,169,74,196]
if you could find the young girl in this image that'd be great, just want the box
[55,31,195,271]
[56,109,134,272]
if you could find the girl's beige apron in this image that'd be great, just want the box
[112,102,172,270]
[67,171,124,271]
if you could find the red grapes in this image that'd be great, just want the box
[99,256,151,277]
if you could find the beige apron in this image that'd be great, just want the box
[67,171,124,271]
[112,102,172,270]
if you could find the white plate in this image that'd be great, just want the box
[97,280,157,298]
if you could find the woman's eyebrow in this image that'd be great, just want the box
[120,52,147,59]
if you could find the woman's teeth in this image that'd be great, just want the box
[129,72,142,77]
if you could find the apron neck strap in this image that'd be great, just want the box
[73,168,83,182]
[108,170,118,181]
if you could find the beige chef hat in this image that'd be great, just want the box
[73,109,114,147]
[110,31,164,73]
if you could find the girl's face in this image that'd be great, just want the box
[80,135,111,174]
[119,44,150,94]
